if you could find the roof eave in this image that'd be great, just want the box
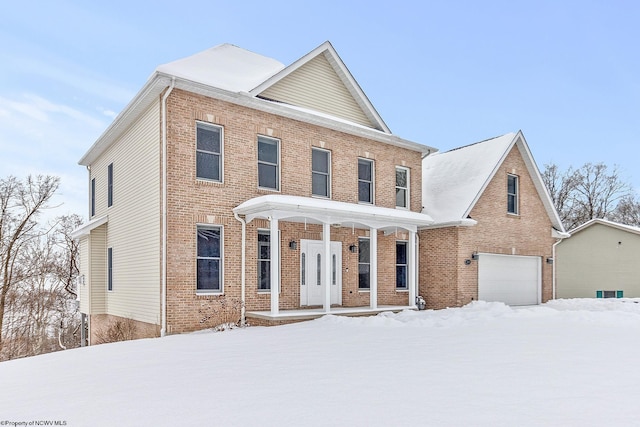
[78,73,171,166]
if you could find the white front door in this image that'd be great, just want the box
[300,240,342,306]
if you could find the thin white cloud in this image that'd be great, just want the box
[0,93,104,128]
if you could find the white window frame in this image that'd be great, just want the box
[257,135,280,191]
[507,174,519,215]
[257,229,271,293]
[395,166,410,209]
[90,178,96,217]
[107,247,113,292]
[107,163,114,208]
[358,237,370,290]
[195,121,224,183]
[358,158,375,204]
[196,224,224,294]
[311,147,331,198]
[396,240,408,290]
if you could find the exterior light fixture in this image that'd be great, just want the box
[349,244,358,253]
[289,240,297,250]
[471,252,479,260]
[546,257,553,264]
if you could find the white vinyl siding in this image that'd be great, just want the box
[258,54,375,129]
[78,236,90,314]
[89,225,107,314]
[88,102,161,325]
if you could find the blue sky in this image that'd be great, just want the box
[1,0,639,219]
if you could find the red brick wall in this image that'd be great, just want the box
[421,144,556,309]
[164,89,422,333]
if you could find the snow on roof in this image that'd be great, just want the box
[422,133,517,223]
[156,43,285,93]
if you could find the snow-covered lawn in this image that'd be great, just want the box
[2,299,640,426]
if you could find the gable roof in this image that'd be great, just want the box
[568,218,640,237]
[422,131,566,234]
[250,41,390,132]
[79,42,433,166]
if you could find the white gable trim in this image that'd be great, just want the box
[568,218,640,236]
[249,41,390,133]
[462,131,566,233]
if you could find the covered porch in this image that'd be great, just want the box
[233,195,434,321]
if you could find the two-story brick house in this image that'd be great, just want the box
[71,42,437,343]
[72,42,567,344]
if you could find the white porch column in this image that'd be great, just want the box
[408,230,417,307]
[270,217,279,315]
[323,222,331,313]
[370,227,378,309]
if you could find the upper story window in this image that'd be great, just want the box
[90,178,96,217]
[196,122,223,182]
[258,136,280,190]
[107,163,114,207]
[358,158,374,203]
[395,167,409,209]
[312,148,331,198]
[196,225,222,293]
[507,174,519,215]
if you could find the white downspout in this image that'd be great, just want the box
[161,77,175,337]
[233,212,247,326]
[552,238,562,300]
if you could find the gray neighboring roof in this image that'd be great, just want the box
[422,131,566,234]
[78,42,435,166]
[568,218,640,236]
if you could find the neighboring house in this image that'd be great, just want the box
[556,219,640,299]
[419,132,568,308]
[71,42,567,345]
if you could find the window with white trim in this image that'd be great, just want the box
[258,136,280,190]
[507,174,519,214]
[395,167,409,208]
[396,241,408,289]
[358,158,374,203]
[358,237,370,289]
[197,225,222,292]
[107,247,113,291]
[107,163,114,207]
[196,122,223,182]
[257,231,270,291]
[90,178,96,217]
[312,147,331,198]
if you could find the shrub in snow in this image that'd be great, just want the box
[197,297,244,331]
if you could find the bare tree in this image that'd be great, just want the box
[611,196,640,227]
[542,162,633,230]
[0,175,60,350]
[541,163,580,229]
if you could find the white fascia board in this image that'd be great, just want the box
[250,41,390,133]
[79,70,433,168]
[71,215,108,239]
[177,77,434,154]
[552,228,571,239]
[78,75,171,166]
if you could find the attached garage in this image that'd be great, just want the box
[478,254,541,306]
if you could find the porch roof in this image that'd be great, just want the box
[233,195,434,232]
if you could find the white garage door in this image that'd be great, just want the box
[478,254,541,306]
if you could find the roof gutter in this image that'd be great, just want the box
[161,77,175,337]
[418,218,478,230]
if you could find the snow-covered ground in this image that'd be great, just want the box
[2,299,640,426]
